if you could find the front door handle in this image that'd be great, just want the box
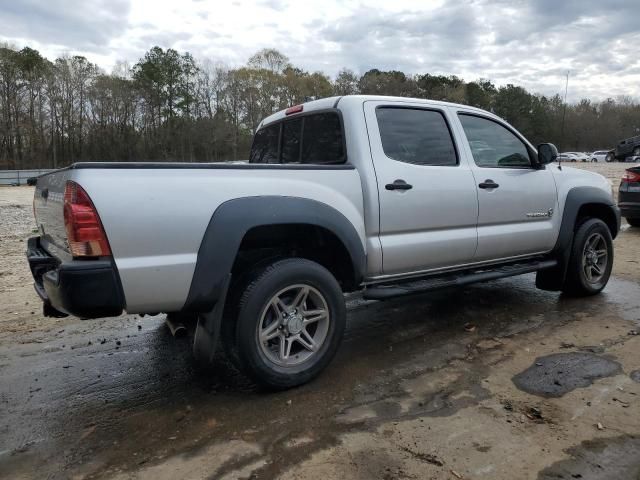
[478,179,499,189]
[385,179,413,191]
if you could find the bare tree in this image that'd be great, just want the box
[1,44,639,169]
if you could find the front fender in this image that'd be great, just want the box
[536,186,620,291]
[555,187,620,251]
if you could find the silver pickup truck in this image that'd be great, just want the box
[27,95,620,389]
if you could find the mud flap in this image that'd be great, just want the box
[43,302,69,318]
[536,244,572,292]
[535,266,565,291]
[192,274,231,365]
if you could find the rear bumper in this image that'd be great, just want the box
[619,189,640,219]
[620,203,640,219]
[27,237,125,318]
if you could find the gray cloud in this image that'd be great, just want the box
[295,3,486,78]
[257,0,288,11]
[136,31,195,49]
[0,0,638,101]
[0,0,130,52]
[299,0,640,100]
[321,4,479,49]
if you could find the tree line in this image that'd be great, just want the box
[1,44,639,169]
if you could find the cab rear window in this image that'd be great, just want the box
[249,123,280,163]
[249,111,345,164]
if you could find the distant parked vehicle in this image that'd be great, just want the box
[558,153,578,162]
[619,164,640,227]
[566,152,590,162]
[558,152,589,162]
[614,135,640,161]
[590,150,614,162]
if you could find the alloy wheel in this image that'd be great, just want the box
[256,284,330,367]
[582,232,608,284]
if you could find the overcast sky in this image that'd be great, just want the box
[1,0,638,102]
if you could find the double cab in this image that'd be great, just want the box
[28,95,620,388]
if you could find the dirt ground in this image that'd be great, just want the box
[1,162,639,480]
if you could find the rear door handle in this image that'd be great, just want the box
[478,180,499,189]
[385,179,413,191]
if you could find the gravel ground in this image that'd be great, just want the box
[1,161,640,480]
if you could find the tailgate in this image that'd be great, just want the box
[33,168,73,261]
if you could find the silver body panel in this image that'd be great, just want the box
[35,167,365,313]
[451,106,559,261]
[33,95,615,315]
[33,168,74,263]
[362,100,479,274]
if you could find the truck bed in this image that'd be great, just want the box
[33,162,365,313]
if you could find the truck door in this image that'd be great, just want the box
[455,112,558,261]
[364,101,479,275]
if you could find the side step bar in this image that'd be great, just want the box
[363,259,558,301]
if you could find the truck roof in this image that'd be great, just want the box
[259,95,495,129]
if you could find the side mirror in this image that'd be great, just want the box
[537,143,558,165]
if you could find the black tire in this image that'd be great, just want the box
[221,254,286,368]
[562,218,613,296]
[228,258,346,389]
[627,218,640,228]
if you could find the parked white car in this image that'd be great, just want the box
[590,150,613,162]
[558,153,579,162]
[563,152,589,162]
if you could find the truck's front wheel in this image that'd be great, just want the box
[230,258,346,389]
[562,218,613,296]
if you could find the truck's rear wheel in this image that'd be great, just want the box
[562,218,613,296]
[230,258,346,389]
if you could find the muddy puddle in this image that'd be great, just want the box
[538,435,640,480]
[513,352,623,398]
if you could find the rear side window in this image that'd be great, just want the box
[249,111,345,164]
[249,124,280,163]
[300,113,345,164]
[375,107,458,166]
[458,114,532,168]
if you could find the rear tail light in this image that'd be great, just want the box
[622,170,640,183]
[63,181,111,257]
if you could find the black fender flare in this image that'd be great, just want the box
[183,196,366,312]
[536,186,620,291]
